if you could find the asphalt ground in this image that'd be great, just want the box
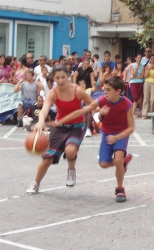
[0,118,154,250]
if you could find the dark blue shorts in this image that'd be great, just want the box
[99,133,128,163]
[42,123,86,164]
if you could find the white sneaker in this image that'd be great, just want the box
[66,169,76,187]
[85,128,92,137]
[26,181,39,194]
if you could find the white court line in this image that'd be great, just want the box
[2,126,17,138]
[0,172,154,203]
[0,147,25,150]
[133,131,147,146]
[0,204,146,236]
[40,186,66,193]
[97,172,154,182]
[0,198,8,203]
[0,238,45,250]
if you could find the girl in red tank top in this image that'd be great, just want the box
[26,65,93,194]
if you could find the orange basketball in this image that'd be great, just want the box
[25,132,49,154]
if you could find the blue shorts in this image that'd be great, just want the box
[99,133,128,163]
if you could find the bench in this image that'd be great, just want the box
[148,112,154,133]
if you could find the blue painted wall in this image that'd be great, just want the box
[0,10,88,59]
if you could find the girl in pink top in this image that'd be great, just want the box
[13,57,28,84]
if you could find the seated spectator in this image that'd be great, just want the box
[26,53,38,70]
[5,56,17,83]
[36,66,49,84]
[40,75,57,120]
[34,55,52,78]
[73,58,95,89]
[23,95,45,131]
[13,57,28,84]
[14,70,42,127]
[0,54,12,83]
[65,61,74,82]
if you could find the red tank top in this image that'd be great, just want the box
[53,85,84,124]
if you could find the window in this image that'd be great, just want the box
[0,22,10,55]
[15,22,52,60]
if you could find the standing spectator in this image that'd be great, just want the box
[142,54,154,119]
[13,57,28,84]
[34,55,52,78]
[141,47,152,66]
[130,53,144,117]
[81,49,88,61]
[0,54,12,83]
[101,51,115,71]
[73,58,95,89]
[59,55,66,65]
[79,51,91,67]
[26,53,38,70]
[125,57,133,101]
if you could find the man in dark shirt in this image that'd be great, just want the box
[26,53,38,70]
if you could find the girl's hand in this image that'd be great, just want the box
[33,121,46,134]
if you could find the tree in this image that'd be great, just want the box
[119,0,154,47]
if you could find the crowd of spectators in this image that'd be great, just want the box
[0,46,153,135]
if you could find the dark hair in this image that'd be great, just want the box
[5,56,12,66]
[46,74,54,82]
[52,65,69,76]
[135,53,142,58]
[0,54,7,67]
[83,58,90,63]
[59,55,66,61]
[78,79,86,85]
[102,63,111,73]
[71,51,78,56]
[41,66,48,71]
[76,58,82,63]
[115,54,121,60]
[150,54,154,58]
[105,76,124,92]
[104,50,111,56]
[93,54,99,60]
[115,61,125,72]
[37,95,43,100]
[127,56,133,62]
[19,57,27,66]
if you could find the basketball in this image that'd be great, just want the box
[25,131,49,154]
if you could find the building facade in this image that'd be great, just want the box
[0,0,111,60]
[0,0,148,61]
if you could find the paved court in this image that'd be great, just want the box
[0,119,154,250]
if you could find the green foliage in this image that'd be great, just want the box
[119,0,154,47]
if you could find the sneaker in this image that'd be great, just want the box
[66,169,76,187]
[17,120,22,127]
[85,128,92,137]
[26,181,39,194]
[124,154,133,173]
[115,187,126,202]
